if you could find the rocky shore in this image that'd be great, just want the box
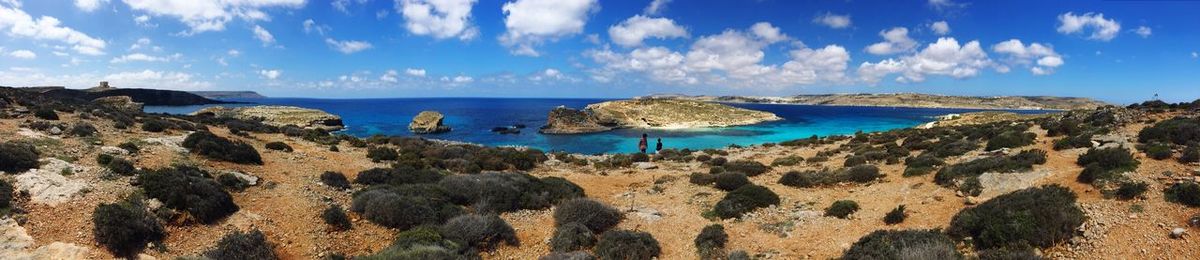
[650,93,1110,110]
[540,99,782,134]
[192,105,344,131]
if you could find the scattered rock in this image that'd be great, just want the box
[977,169,1051,199]
[629,207,662,222]
[99,146,130,156]
[633,162,658,170]
[225,171,259,186]
[142,135,188,153]
[1170,228,1185,239]
[47,127,61,135]
[964,196,979,205]
[0,219,88,259]
[409,111,451,134]
[14,158,89,205]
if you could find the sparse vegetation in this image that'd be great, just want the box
[139,165,240,224]
[695,224,728,260]
[1138,117,1200,145]
[594,230,661,260]
[1143,142,1173,160]
[204,230,279,260]
[985,130,1035,151]
[439,172,584,213]
[92,199,165,257]
[1114,181,1148,200]
[714,185,780,219]
[771,155,803,166]
[842,229,961,260]
[947,185,1085,249]
[1076,147,1139,185]
[264,141,293,152]
[825,200,859,219]
[777,165,881,188]
[554,198,622,233]
[884,205,907,224]
[322,204,352,231]
[935,149,1047,186]
[350,185,463,229]
[0,141,40,173]
[1164,182,1200,207]
[182,131,263,165]
[366,146,399,162]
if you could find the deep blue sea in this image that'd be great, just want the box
[146,98,1051,154]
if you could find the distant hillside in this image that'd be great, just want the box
[190,91,266,99]
[21,87,227,106]
[643,93,1109,110]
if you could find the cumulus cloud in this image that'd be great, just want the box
[74,0,109,12]
[858,37,991,84]
[0,3,107,55]
[252,25,274,46]
[259,69,281,79]
[865,27,917,55]
[397,0,479,40]
[812,12,851,29]
[325,38,373,54]
[333,0,369,14]
[302,19,330,35]
[930,21,950,35]
[608,15,688,47]
[1134,26,1151,38]
[405,68,426,77]
[104,70,212,90]
[499,0,599,56]
[380,70,399,82]
[8,49,35,59]
[110,53,179,63]
[643,0,670,15]
[992,39,1063,75]
[1057,12,1120,41]
[122,0,305,33]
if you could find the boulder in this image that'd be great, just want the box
[91,95,144,114]
[99,146,130,156]
[225,171,259,186]
[539,106,614,134]
[193,105,344,131]
[634,162,658,170]
[1170,228,1186,239]
[14,158,89,205]
[409,111,451,134]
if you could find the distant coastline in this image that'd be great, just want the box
[638,93,1110,111]
[189,91,267,100]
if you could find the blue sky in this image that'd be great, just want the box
[0,0,1198,103]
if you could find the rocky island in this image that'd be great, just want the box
[409,110,451,134]
[649,93,1109,110]
[192,105,344,131]
[540,99,782,134]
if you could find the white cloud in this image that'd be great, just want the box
[812,12,851,29]
[381,70,400,82]
[750,22,788,44]
[228,49,240,57]
[252,25,274,46]
[398,0,479,40]
[1057,12,1120,41]
[302,19,330,35]
[325,38,373,54]
[930,21,950,35]
[122,0,305,33]
[858,37,991,83]
[74,0,109,12]
[1192,52,1198,59]
[0,3,107,55]
[499,0,599,56]
[446,75,473,83]
[1134,26,1151,38]
[608,15,688,47]
[259,69,281,79]
[104,70,212,90]
[110,53,177,63]
[992,39,1063,75]
[333,0,369,14]
[405,68,427,77]
[8,49,35,59]
[865,27,917,55]
[128,37,159,51]
[643,0,670,15]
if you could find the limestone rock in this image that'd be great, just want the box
[193,105,344,131]
[225,171,259,186]
[634,162,658,170]
[47,127,61,135]
[539,106,614,134]
[91,95,144,114]
[629,207,662,222]
[1170,228,1186,239]
[14,158,89,205]
[541,99,780,134]
[100,146,130,156]
[409,111,451,134]
[142,135,188,153]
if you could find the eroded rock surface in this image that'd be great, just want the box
[194,105,344,131]
[540,99,781,134]
[409,111,451,134]
[91,96,144,114]
[539,106,615,134]
[14,158,90,205]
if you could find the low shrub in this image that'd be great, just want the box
[1181,145,1200,163]
[825,200,859,219]
[713,172,749,191]
[707,157,728,166]
[770,156,803,166]
[842,229,961,260]
[630,152,650,162]
[1075,147,1139,185]
[541,251,596,260]
[947,185,1084,249]
[264,141,293,152]
[366,146,399,162]
[204,230,279,260]
[554,198,622,233]
[359,226,460,259]
[975,245,1041,260]
[550,222,596,252]
[320,171,351,190]
[723,160,769,176]
[92,200,165,257]
[1137,117,1200,145]
[842,165,881,183]
[1113,181,1148,200]
[118,142,140,154]
[1144,143,1173,160]
[69,122,98,137]
[1053,134,1094,150]
[97,153,114,165]
[903,155,944,177]
[350,185,463,229]
[33,107,58,120]
[181,131,263,165]
[728,250,751,260]
[713,185,779,219]
[935,150,1047,186]
[594,230,661,260]
[440,214,518,251]
[0,179,12,209]
[139,165,240,224]
[440,172,583,213]
[105,157,136,176]
[959,176,983,197]
[217,173,250,191]
[927,139,979,158]
[843,155,867,167]
[1164,182,1200,207]
[777,166,880,188]
[694,224,728,260]
[986,130,1036,151]
[140,118,168,132]
[355,167,444,186]
[689,172,716,186]
[884,205,907,225]
[322,205,352,231]
[0,142,39,173]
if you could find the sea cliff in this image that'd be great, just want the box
[540,99,781,134]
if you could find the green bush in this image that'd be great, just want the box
[770,156,803,166]
[366,146,399,162]
[713,172,749,191]
[1114,181,1148,200]
[843,165,881,183]
[884,205,907,225]
[1181,145,1200,163]
[181,131,263,165]
[694,224,728,260]
[986,130,1036,151]
[1144,143,1173,160]
[104,157,136,176]
[204,230,279,260]
[140,118,169,132]
[550,222,596,252]
[689,172,716,186]
[935,150,1047,186]
[842,229,961,260]
[1053,133,1094,150]
[975,245,1040,260]
[843,155,867,167]
[947,185,1084,249]
[1075,147,1139,185]
[541,251,596,260]
[439,172,582,213]
[322,204,352,231]
[0,179,12,209]
[554,198,622,233]
[714,185,779,219]
[723,160,769,176]
[92,200,165,257]
[728,250,750,260]
[903,155,944,177]
[264,141,293,152]
[69,122,98,137]
[360,226,460,259]
[927,139,979,158]
[825,200,859,219]
[1137,117,1200,145]
[594,230,661,260]
[118,142,140,154]
[350,185,463,229]
[630,152,650,162]
[33,107,58,120]
[960,176,983,197]
[1164,182,1200,207]
[0,142,39,173]
[320,171,351,190]
[778,170,828,188]
[139,165,239,224]
[707,157,728,166]
[439,214,518,251]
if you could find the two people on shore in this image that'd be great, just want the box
[638,133,663,154]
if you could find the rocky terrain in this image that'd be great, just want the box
[651,93,1110,110]
[193,106,344,131]
[0,87,1197,260]
[541,99,781,134]
[189,91,267,100]
[13,86,228,106]
[408,111,451,134]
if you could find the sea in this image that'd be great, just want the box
[145,98,1053,154]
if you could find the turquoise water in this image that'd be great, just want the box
[146,98,1051,154]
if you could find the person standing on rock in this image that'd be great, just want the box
[655,138,663,154]
[638,133,648,153]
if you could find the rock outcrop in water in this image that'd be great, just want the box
[409,111,451,134]
[193,106,344,131]
[540,99,781,134]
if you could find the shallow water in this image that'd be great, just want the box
[147,98,1051,154]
